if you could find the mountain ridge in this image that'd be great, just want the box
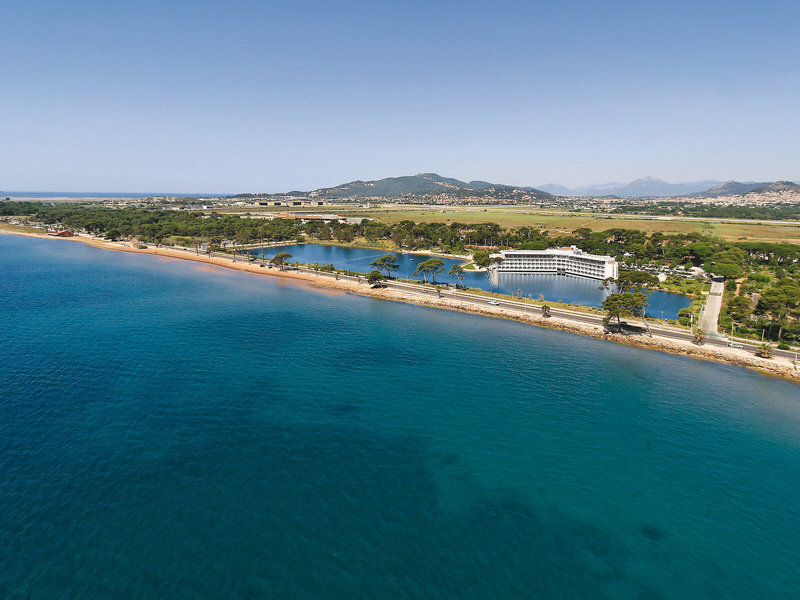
[232,174,799,201]
[302,173,554,201]
[538,177,724,198]
[694,180,800,198]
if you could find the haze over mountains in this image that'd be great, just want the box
[537,177,723,197]
[538,177,800,198]
[5,174,799,202]
[272,173,799,201]
[694,180,800,198]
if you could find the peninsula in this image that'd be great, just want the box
[3,226,798,384]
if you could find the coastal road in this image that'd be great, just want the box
[380,281,799,360]
[700,278,725,335]
[182,247,798,362]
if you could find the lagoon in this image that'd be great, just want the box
[249,243,692,318]
[2,235,799,599]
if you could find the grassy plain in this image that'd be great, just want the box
[0,221,46,235]
[339,207,800,242]
[228,204,800,243]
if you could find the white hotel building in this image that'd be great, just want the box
[492,246,618,280]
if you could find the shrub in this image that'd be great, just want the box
[756,343,774,358]
[777,342,791,350]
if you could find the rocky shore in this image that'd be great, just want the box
[358,285,800,384]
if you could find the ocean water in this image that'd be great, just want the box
[249,244,691,317]
[2,235,799,599]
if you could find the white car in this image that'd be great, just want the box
[488,300,500,305]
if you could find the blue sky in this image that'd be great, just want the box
[2,0,798,192]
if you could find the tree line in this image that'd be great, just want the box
[3,202,798,342]
[612,202,800,221]
[4,202,799,271]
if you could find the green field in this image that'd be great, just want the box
[228,205,800,243]
[0,222,45,235]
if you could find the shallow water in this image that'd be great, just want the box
[249,243,691,317]
[2,235,799,599]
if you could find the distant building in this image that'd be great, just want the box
[493,246,617,280]
[274,212,344,222]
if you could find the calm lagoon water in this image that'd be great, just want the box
[249,244,691,318]
[2,235,800,599]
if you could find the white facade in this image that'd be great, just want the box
[493,246,617,280]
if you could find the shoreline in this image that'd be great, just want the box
[304,239,474,262]
[262,238,691,298]
[3,228,798,384]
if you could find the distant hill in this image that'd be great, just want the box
[539,177,723,198]
[234,174,799,203]
[302,173,553,202]
[768,181,800,192]
[536,183,574,196]
[697,180,800,198]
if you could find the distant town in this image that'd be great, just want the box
[3,173,800,214]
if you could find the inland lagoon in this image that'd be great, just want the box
[248,243,691,318]
[2,235,800,599]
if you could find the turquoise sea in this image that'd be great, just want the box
[2,234,799,599]
[248,243,692,318]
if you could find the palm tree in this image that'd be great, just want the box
[757,342,774,358]
[693,327,705,345]
[541,304,551,318]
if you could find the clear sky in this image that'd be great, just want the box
[2,0,798,193]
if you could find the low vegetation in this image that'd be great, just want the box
[3,201,798,343]
[612,202,800,221]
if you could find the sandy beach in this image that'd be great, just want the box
[4,228,799,384]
